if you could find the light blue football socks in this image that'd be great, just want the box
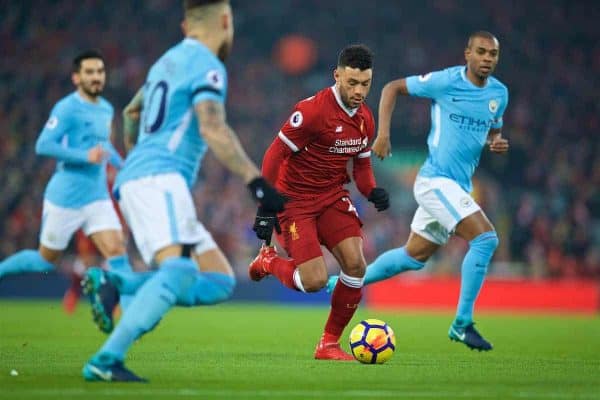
[106,254,134,309]
[95,256,235,361]
[97,257,197,360]
[364,246,425,284]
[454,231,499,326]
[0,249,54,279]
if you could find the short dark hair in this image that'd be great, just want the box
[184,0,228,11]
[337,44,373,70]
[467,31,498,48]
[73,49,104,72]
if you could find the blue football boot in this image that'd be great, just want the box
[448,322,493,351]
[83,354,146,382]
[81,267,119,334]
[325,275,339,294]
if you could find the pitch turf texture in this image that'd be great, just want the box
[1,301,599,399]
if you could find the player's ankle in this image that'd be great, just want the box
[321,331,340,344]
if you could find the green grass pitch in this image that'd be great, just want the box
[1,300,599,399]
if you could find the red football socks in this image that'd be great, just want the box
[268,257,298,291]
[323,280,363,341]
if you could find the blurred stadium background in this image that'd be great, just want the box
[0,0,598,309]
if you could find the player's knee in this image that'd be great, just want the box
[301,271,329,292]
[342,261,366,279]
[470,231,499,265]
[102,241,126,258]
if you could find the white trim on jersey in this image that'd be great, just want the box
[357,150,371,158]
[278,131,300,152]
[330,86,358,118]
[432,103,441,147]
[167,109,193,152]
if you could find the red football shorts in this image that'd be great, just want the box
[276,196,363,265]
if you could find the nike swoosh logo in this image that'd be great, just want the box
[88,365,112,381]
[451,98,467,102]
[451,327,466,341]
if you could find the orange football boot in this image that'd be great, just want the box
[248,245,277,281]
[314,335,355,361]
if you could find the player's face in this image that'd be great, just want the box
[334,66,372,109]
[218,5,234,62]
[465,37,499,80]
[73,58,106,98]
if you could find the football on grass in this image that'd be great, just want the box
[349,319,395,364]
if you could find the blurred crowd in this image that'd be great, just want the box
[0,0,598,279]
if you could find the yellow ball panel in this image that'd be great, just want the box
[374,346,395,364]
[350,344,375,364]
[349,323,367,344]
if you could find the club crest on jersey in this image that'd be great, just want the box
[460,197,473,208]
[206,69,224,90]
[289,222,300,240]
[489,99,499,113]
[418,72,432,82]
[45,116,58,130]
[289,111,303,128]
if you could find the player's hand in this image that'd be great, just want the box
[372,134,392,160]
[247,177,286,213]
[489,136,509,154]
[87,145,107,164]
[368,187,389,212]
[253,206,281,241]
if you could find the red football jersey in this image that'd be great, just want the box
[275,86,375,201]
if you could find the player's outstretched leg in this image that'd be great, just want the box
[81,267,119,334]
[449,231,498,351]
[315,272,363,361]
[82,353,147,382]
[83,257,235,381]
[326,246,425,293]
[106,255,135,310]
[0,249,54,280]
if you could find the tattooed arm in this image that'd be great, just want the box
[123,87,143,152]
[195,100,260,183]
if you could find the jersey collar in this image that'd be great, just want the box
[330,85,358,117]
[461,66,489,89]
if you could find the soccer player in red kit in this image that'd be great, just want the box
[249,44,390,361]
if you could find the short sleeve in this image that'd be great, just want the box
[191,64,228,105]
[491,87,509,129]
[405,68,451,100]
[278,97,319,152]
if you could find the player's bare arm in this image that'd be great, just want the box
[487,128,509,154]
[195,100,260,183]
[123,87,143,152]
[373,78,409,160]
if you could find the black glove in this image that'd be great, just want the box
[368,187,389,212]
[247,177,286,213]
[253,206,281,242]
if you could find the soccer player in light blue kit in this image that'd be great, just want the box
[81,0,285,382]
[328,31,509,351]
[0,51,133,316]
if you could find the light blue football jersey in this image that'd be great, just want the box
[114,38,228,194]
[36,92,119,208]
[406,66,509,192]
